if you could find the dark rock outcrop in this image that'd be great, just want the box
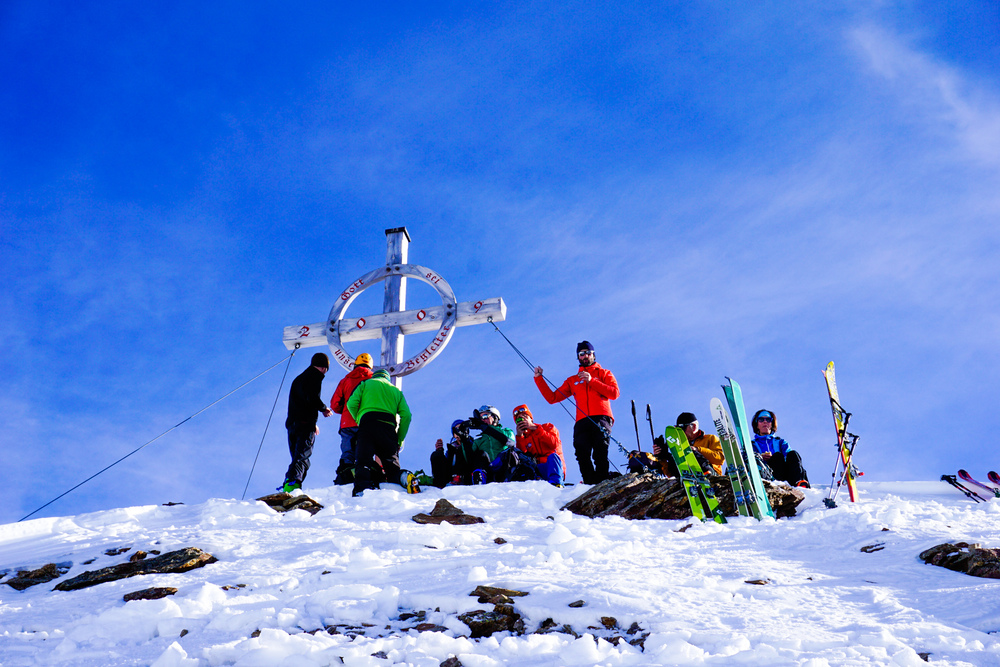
[3,563,71,591]
[561,472,804,520]
[256,492,324,516]
[124,587,178,602]
[413,499,485,525]
[919,542,1000,579]
[53,547,217,592]
[458,603,521,638]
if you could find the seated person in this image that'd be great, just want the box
[430,406,516,485]
[430,419,473,488]
[512,404,566,485]
[751,409,810,488]
[676,412,724,475]
[652,412,722,476]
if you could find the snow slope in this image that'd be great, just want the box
[1,481,999,666]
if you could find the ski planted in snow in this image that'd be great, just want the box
[957,470,1000,498]
[942,474,986,503]
[822,361,861,507]
[723,377,775,519]
[663,425,726,524]
[710,397,757,519]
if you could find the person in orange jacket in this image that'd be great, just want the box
[513,404,566,485]
[330,353,373,485]
[533,340,620,484]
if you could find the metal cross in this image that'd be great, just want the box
[283,227,506,388]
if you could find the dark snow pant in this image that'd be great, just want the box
[573,415,612,485]
[430,446,488,487]
[285,423,316,485]
[767,451,809,486]
[353,412,401,497]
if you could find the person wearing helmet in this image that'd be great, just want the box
[430,419,475,487]
[346,368,416,496]
[281,352,334,493]
[467,405,516,483]
[329,353,374,485]
[751,409,810,488]
[513,404,566,485]
[533,340,620,484]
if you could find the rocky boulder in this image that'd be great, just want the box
[919,542,1000,579]
[53,547,217,592]
[561,472,804,520]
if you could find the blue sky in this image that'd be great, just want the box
[3,2,999,523]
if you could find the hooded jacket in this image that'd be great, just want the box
[330,365,373,429]
[516,422,567,475]
[285,365,328,429]
[346,374,412,445]
[535,362,619,422]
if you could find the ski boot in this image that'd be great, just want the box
[400,471,421,494]
[281,480,301,493]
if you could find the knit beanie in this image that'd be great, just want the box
[676,412,697,427]
[373,369,391,381]
[311,352,330,368]
[577,340,595,354]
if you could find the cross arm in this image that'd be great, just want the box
[282,298,506,350]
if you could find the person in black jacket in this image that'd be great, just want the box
[282,352,333,492]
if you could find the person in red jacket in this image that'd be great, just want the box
[533,340,620,484]
[513,404,566,485]
[330,353,373,485]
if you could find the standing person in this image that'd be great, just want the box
[513,404,566,485]
[533,340,620,484]
[751,409,810,488]
[282,352,333,493]
[329,353,374,485]
[346,369,415,497]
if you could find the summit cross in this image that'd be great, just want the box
[283,227,506,388]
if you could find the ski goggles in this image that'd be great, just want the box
[756,412,773,422]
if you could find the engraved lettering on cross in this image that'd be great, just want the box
[283,227,506,388]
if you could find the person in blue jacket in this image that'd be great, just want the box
[751,409,809,488]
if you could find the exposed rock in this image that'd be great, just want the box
[440,658,463,667]
[600,616,619,629]
[123,586,177,602]
[129,551,149,562]
[415,622,450,632]
[861,542,886,553]
[105,547,131,556]
[561,472,804,520]
[53,547,217,591]
[919,542,1000,579]
[745,578,772,585]
[3,563,71,591]
[458,603,521,638]
[568,600,586,608]
[470,585,528,604]
[256,492,324,516]
[412,499,485,525]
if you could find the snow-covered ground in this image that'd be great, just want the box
[1,481,999,666]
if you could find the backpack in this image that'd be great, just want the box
[491,447,541,482]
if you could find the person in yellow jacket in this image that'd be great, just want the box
[346,369,416,497]
[676,412,724,475]
[655,412,724,475]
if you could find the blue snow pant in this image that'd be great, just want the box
[537,453,565,486]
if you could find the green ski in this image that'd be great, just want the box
[664,425,726,524]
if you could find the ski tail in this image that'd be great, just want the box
[957,470,1000,498]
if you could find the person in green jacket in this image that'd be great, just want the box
[346,369,416,497]
[467,405,516,483]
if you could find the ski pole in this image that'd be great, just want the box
[646,404,656,448]
[631,400,642,452]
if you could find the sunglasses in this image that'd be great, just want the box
[578,350,594,356]
[756,416,773,422]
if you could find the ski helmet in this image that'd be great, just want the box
[478,404,501,423]
[751,409,776,435]
[354,353,373,368]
